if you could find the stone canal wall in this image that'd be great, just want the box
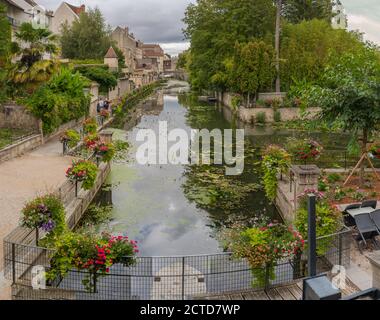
[64,162,111,229]
[0,104,41,131]
[53,160,111,228]
[216,92,321,124]
[0,134,43,163]
[275,165,321,224]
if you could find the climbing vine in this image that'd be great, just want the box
[261,145,291,202]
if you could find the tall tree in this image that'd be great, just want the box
[60,7,112,60]
[226,40,276,103]
[282,0,334,24]
[8,23,59,93]
[307,46,380,184]
[183,0,275,91]
[0,4,11,101]
[280,19,365,90]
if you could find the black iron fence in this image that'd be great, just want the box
[308,148,380,171]
[3,227,352,300]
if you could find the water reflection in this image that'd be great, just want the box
[93,86,352,256]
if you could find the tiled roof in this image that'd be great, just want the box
[65,2,85,16]
[24,0,38,6]
[143,50,164,57]
[4,0,25,10]
[104,47,118,59]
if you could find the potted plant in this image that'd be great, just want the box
[99,109,110,119]
[66,160,98,194]
[83,118,98,135]
[60,129,81,153]
[21,194,66,244]
[286,138,323,169]
[84,134,100,150]
[94,142,115,163]
[47,231,138,293]
[225,222,304,288]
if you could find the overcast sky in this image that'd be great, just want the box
[37,0,379,56]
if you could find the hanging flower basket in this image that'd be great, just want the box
[84,134,100,150]
[100,109,110,119]
[21,194,66,244]
[83,118,98,134]
[66,160,98,190]
[286,138,323,166]
[47,232,138,293]
[60,129,81,149]
[94,142,115,163]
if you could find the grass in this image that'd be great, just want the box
[0,128,31,149]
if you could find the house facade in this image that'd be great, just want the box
[142,44,164,74]
[1,0,52,37]
[111,26,141,74]
[50,2,85,35]
[332,0,348,30]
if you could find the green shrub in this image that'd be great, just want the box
[83,118,98,134]
[60,129,81,148]
[352,191,367,201]
[261,145,291,202]
[327,173,342,184]
[27,69,90,134]
[295,201,340,256]
[78,204,113,228]
[231,94,242,110]
[70,59,104,65]
[273,110,281,122]
[66,160,98,190]
[318,179,328,192]
[76,66,117,93]
[255,112,266,125]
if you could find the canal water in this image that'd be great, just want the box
[91,81,351,256]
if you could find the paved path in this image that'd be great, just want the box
[0,137,73,299]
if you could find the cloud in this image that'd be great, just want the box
[347,14,380,45]
[39,0,192,44]
[37,0,379,53]
[161,42,190,56]
[342,0,380,44]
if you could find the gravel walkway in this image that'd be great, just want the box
[0,137,73,299]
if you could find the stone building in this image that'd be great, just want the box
[50,2,85,35]
[1,0,53,37]
[142,44,165,74]
[111,26,141,74]
[163,54,172,72]
[332,0,348,30]
[104,47,119,72]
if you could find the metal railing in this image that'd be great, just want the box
[3,227,352,300]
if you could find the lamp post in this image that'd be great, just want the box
[275,0,282,93]
[308,194,317,277]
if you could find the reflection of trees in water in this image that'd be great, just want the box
[96,184,113,207]
[178,93,232,130]
[121,92,165,131]
[182,137,281,229]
